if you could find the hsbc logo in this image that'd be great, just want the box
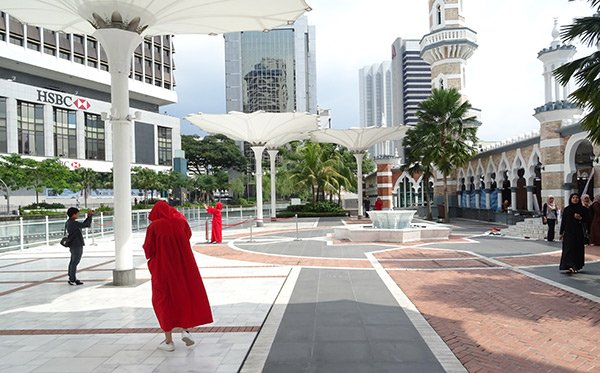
[36,90,92,110]
[74,98,90,110]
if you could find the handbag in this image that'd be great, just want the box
[60,221,71,247]
[542,216,547,225]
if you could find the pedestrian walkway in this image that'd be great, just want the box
[0,217,598,372]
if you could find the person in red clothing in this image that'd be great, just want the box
[204,202,223,243]
[143,201,213,351]
[374,197,383,210]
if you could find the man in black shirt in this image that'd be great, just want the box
[65,207,94,285]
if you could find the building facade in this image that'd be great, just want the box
[0,11,181,207]
[367,1,598,221]
[224,16,317,115]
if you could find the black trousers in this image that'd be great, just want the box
[547,219,556,241]
[68,246,83,281]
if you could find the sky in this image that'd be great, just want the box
[162,0,597,142]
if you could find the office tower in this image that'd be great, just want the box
[0,11,181,205]
[224,16,317,114]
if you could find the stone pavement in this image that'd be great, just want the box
[0,217,598,372]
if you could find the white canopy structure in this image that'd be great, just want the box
[4,0,311,285]
[310,126,408,217]
[264,132,310,220]
[187,111,318,226]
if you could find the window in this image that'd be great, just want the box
[59,50,70,60]
[54,107,77,158]
[0,97,7,153]
[157,126,172,166]
[43,46,56,55]
[17,101,44,156]
[436,4,443,25]
[85,113,105,160]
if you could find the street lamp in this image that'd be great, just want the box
[0,178,10,215]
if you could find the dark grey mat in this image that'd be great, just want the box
[525,261,600,298]
[261,268,445,373]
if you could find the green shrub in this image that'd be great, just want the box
[283,201,345,214]
[22,202,65,210]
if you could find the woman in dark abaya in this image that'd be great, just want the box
[559,193,590,273]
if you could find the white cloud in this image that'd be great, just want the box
[166,0,597,140]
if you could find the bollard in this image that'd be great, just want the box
[226,205,229,220]
[100,212,105,237]
[19,217,24,251]
[205,219,209,243]
[249,222,253,243]
[136,211,140,231]
[295,214,300,241]
[240,206,243,218]
[45,216,50,246]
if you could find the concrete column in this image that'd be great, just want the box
[526,185,535,212]
[376,162,393,210]
[353,152,365,217]
[510,187,517,211]
[43,104,53,157]
[76,110,85,159]
[497,188,503,212]
[484,188,491,209]
[457,191,462,208]
[475,190,480,209]
[251,145,266,227]
[267,149,278,221]
[6,97,17,154]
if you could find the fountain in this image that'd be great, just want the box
[334,210,451,243]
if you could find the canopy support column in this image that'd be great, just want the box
[267,149,279,221]
[251,145,266,227]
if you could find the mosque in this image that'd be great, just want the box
[365,0,597,226]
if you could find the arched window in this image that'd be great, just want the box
[439,78,445,90]
[436,4,442,25]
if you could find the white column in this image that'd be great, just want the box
[43,104,54,157]
[251,145,266,227]
[76,110,85,159]
[485,190,491,209]
[526,187,534,212]
[267,149,278,221]
[6,97,17,154]
[93,28,142,286]
[353,152,364,218]
[497,189,503,212]
[475,191,480,209]
[511,188,517,211]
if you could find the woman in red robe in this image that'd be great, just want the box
[374,197,383,211]
[204,202,223,243]
[143,201,213,351]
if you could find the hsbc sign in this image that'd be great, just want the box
[36,90,91,110]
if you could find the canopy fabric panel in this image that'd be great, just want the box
[4,0,311,36]
[186,111,318,145]
[310,127,408,153]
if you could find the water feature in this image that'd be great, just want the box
[368,210,417,229]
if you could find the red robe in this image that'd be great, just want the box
[206,202,223,243]
[143,201,213,331]
[374,198,383,210]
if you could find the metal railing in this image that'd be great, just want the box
[0,205,276,252]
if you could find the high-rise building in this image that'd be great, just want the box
[358,61,393,157]
[224,16,317,114]
[391,38,432,127]
[0,11,181,206]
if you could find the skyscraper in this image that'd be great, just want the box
[224,16,317,114]
[358,61,393,157]
[391,38,432,127]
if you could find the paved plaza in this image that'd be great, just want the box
[0,217,599,372]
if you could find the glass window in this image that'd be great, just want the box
[157,126,172,166]
[17,101,45,156]
[53,107,77,158]
[85,113,105,160]
[0,97,7,153]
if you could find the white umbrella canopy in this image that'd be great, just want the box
[310,126,408,218]
[3,0,312,285]
[186,111,318,145]
[310,126,408,153]
[3,0,312,35]
[187,111,318,226]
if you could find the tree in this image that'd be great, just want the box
[415,88,478,222]
[181,134,247,174]
[72,167,101,208]
[131,166,158,201]
[554,0,600,143]
[0,154,28,211]
[21,158,71,204]
[402,126,435,220]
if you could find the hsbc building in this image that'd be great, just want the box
[0,11,182,206]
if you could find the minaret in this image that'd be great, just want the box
[420,0,478,97]
[534,19,582,208]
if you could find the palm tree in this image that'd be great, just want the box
[415,88,478,222]
[554,0,600,144]
[401,125,435,220]
[73,168,100,208]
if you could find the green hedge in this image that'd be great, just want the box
[277,211,349,218]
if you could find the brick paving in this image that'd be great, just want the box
[380,258,498,270]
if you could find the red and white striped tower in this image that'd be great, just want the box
[375,159,394,209]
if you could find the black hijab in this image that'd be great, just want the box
[564,193,588,220]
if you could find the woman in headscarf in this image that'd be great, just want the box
[143,201,213,351]
[581,193,593,244]
[542,195,558,242]
[559,193,590,273]
[204,202,223,243]
[590,195,600,245]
